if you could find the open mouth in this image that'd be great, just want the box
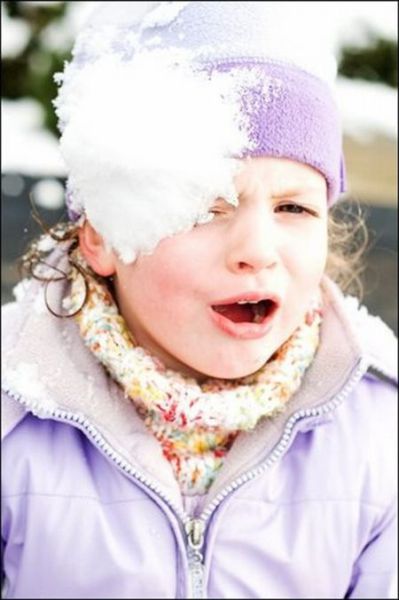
[211,299,277,324]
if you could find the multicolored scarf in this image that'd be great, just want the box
[65,254,322,495]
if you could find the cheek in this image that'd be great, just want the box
[283,226,328,282]
[131,238,201,308]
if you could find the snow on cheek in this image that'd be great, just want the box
[57,53,250,264]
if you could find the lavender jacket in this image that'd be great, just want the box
[2,269,397,599]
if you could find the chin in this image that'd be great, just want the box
[194,355,270,381]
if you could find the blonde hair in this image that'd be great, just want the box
[326,200,369,299]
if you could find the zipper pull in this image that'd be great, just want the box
[186,518,205,551]
[185,519,206,599]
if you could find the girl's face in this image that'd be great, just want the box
[85,157,328,380]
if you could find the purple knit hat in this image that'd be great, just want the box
[55,1,346,260]
[200,57,346,203]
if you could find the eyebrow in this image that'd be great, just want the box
[218,185,325,206]
[233,188,314,203]
[272,187,319,198]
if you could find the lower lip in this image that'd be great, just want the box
[208,306,276,340]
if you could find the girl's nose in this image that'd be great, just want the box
[225,210,279,275]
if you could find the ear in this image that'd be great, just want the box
[78,220,116,277]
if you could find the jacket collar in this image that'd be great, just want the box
[2,251,397,512]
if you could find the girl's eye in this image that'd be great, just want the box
[208,202,234,218]
[194,207,228,227]
[209,209,226,215]
[275,203,311,214]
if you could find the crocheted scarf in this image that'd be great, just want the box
[65,256,322,495]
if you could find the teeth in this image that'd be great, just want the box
[253,303,266,323]
[237,299,261,304]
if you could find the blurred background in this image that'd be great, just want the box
[1,1,397,332]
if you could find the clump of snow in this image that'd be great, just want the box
[144,35,163,47]
[140,1,189,30]
[5,362,56,410]
[74,2,338,87]
[37,234,58,253]
[343,293,398,377]
[62,295,74,312]
[81,1,161,31]
[12,280,30,302]
[55,50,253,263]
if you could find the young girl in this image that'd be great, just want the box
[2,3,397,599]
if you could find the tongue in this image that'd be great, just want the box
[213,303,254,323]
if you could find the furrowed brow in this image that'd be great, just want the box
[273,188,308,198]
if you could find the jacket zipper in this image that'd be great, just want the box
[185,519,206,599]
[1,357,372,599]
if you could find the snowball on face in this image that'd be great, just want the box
[55,50,257,263]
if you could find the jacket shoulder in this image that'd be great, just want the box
[2,279,44,346]
[2,300,27,348]
[342,295,398,384]
[340,371,398,508]
[1,391,28,441]
[2,299,33,440]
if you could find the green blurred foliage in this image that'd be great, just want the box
[1,1,71,136]
[338,34,397,88]
[1,1,398,139]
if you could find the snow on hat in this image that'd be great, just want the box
[54,1,346,263]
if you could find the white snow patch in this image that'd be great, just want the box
[1,99,67,176]
[329,1,398,51]
[145,35,163,47]
[343,294,398,378]
[12,280,30,302]
[40,4,84,52]
[80,1,160,31]
[32,178,65,210]
[62,295,74,312]
[1,3,30,58]
[5,362,56,410]
[37,234,58,253]
[336,77,398,141]
[140,1,189,30]
[55,51,253,263]
[76,2,337,87]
